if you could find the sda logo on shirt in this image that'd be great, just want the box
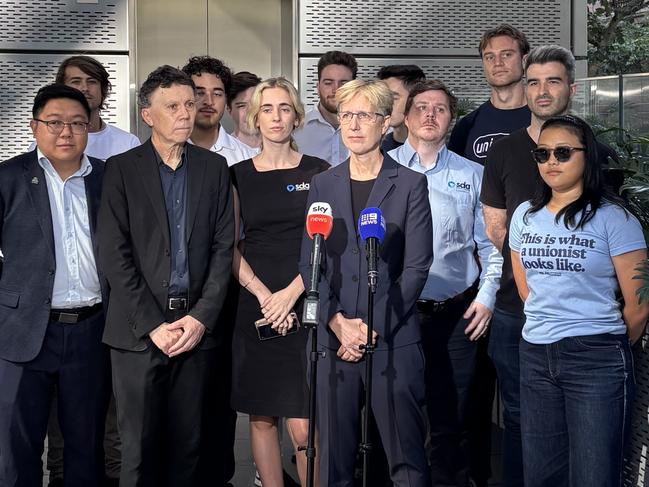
[447,180,471,191]
[286,182,310,192]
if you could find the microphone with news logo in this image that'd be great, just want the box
[357,206,385,487]
[301,201,333,487]
[358,206,386,293]
[303,202,333,326]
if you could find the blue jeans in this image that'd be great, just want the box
[519,334,634,487]
[487,308,524,487]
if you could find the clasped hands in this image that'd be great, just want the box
[329,312,378,362]
[259,287,299,336]
[150,315,205,357]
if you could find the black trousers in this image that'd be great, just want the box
[0,313,109,487]
[419,294,478,487]
[198,343,237,486]
[199,281,238,486]
[111,340,214,487]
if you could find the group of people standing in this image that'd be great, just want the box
[0,22,647,487]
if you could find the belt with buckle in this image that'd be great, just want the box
[167,295,188,311]
[417,287,476,313]
[50,303,102,324]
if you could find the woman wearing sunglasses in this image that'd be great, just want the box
[509,115,648,487]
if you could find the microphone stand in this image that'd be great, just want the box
[360,239,378,487]
[300,233,324,487]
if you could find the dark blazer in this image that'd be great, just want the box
[0,150,105,363]
[299,155,433,350]
[98,139,234,352]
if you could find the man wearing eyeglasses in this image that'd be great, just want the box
[182,56,257,166]
[389,80,502,487]
[480,45,616,487]
[0,83,109,487]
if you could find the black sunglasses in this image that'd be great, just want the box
[531,146,586,164]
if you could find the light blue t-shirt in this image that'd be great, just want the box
[509,201,646,344]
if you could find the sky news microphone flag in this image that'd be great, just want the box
[306,202,333,240]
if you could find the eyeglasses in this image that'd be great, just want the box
[337,111,384,125]
[531,146,585,164]
[33,119,89,135]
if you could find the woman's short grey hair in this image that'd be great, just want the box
[524,45,576,84]
[335,79,393,117]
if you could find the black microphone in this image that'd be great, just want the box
[357,207,386,293]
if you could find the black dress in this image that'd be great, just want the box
[230,155,329,418]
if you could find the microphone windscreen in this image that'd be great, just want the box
[358,207,386,243]
[306,202,333,239]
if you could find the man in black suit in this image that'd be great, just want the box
[97,65,234,487]
[0,84,109,487]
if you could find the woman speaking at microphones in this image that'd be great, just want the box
[299,79,433,487]
[230,77,329,487]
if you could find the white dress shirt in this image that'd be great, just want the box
[37,149,102,308]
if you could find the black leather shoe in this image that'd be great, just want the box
[47,479,64,487]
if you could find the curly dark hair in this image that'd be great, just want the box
[182,56,233,96]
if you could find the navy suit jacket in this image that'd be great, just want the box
[299,155,433,350]
[0,150,106,363]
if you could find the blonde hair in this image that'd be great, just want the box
[246,77,305,151]
[335,79,393,117]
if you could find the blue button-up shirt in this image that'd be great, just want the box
[37,149,102,308]
[156,148,190,294]
[293,106,348,166]
[389,142,502,310]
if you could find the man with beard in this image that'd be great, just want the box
[377,64,426,153]
[389,80,502,487]
[449,25,531,165]
[182,56,256,166]
[480,45,617,487]
[227,71,262,151]
[293,50,357,166]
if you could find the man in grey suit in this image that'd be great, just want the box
[0,84,109,487]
